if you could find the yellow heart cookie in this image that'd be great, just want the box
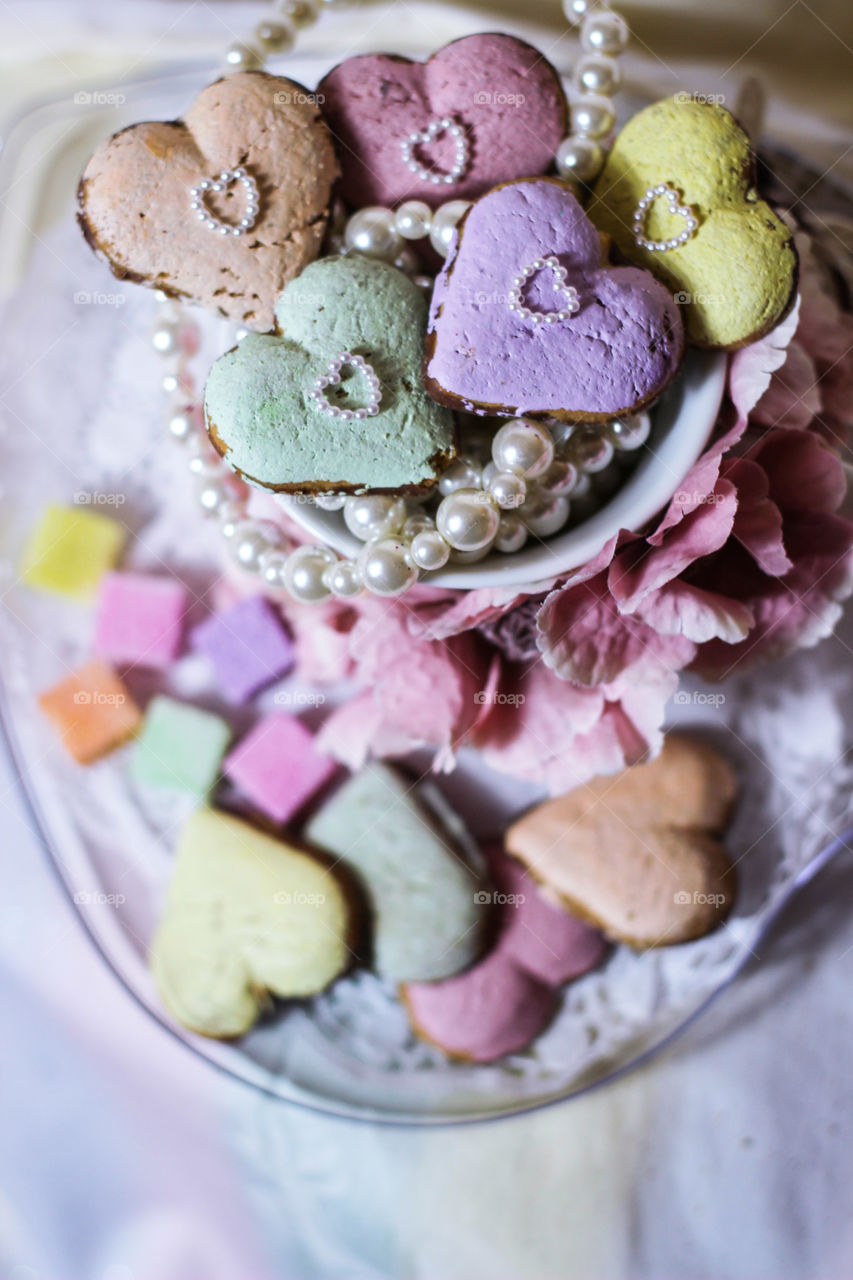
[506,735,737,947]
[150,808,356,1037]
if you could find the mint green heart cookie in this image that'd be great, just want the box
[204,255,456,492]
[590,97,797,350]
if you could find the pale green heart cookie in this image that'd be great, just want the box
[204,255,456,493]
[150,808,354,1038]
[589,97,797,350]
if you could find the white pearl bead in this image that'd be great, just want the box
[345,207,401,259]
[224,41,265,71]
[491,419,554,480]
[402,513,435,539]
[254,18,295,52]
[218,500,245,538]
[162,370,193,396]
[275,0,319,26]
[538,458,579,497]
[167,409,196,442]
[359,538,417,597]
[555,135,604,183]
[436,488,500,552]
[395,200,433,240]
[495,515,528,554]
[411,529,450,572]
[608,410,651,451]
[570,425,615,473]
[487,470,527,510]
[563,0,593,22]
[438,455,482,495]
[524,496,571,538]
[392,245,420,274]
[412,273,433,295]
[581,10,629,56]
[284,545,334,603]
[571,94,616,140]
[343,494,407,541]
[429,201,470,257]
[196,476,232,515]
[151,321,180,356]
[230,521,273,573]
[323,559,363,598]
[574,54,622,98]
[259,549,290,590]
[314,493,347,511]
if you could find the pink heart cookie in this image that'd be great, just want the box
[318,34,568,208]
[424,178,686,421]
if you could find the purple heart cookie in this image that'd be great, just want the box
[424,178,686,422]
[318,34,567,208]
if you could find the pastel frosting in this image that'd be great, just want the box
[425,178,685,420]
[205,255,456,492]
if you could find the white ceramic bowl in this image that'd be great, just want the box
[277,351,727,590]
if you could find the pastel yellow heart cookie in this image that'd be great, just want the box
[150,808,355,1037]
[589,97,797,350]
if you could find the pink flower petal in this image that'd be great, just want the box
[728,296,801,425]
[632,580,754,644]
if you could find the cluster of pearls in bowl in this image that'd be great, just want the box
[632,184,699,253]
[400,116,469,186]
[190,168,259,237]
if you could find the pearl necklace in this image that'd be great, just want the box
[155,0,639,604]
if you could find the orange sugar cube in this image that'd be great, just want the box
[38,659,142,764]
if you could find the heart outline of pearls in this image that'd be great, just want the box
[508,255,580,325]
[400,116,469,187]
[190,167,259,237]
[632,184,698,253]
[309,351,383,422]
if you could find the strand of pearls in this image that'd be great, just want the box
[556,1,629,185]
[222,0,346,75]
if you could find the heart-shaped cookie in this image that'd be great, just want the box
[506,735,737,947]
[205,255,456,493]
[150,808,358,1038]
[589,97,798,350]
[78,72,338,332]
[318,33,567,207]
[424,178,685,421]
[305,763,486,983]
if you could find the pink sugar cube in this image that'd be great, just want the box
[94,572,188,671]
[224,712,337,824]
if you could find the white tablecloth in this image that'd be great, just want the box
[2,4,852,1278]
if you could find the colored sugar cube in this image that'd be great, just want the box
[95,571,188,670]
[39,659,142,764]
[223,712,337,824]
[132,695,231,799]
[21,504,126,601]
[191,595,295,704]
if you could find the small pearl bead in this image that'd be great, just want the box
[345,207,401,259]
[402,513,435,539]
[573,54,622,98]
[285,545,334,603]
[411,529,451,572]
[538,458,579,498]
[524,496,571,538]
[359,538,417,597]
[196,476,232,515]
[167,408,196,443]
[254,18,295,52]
[412,274,433,294]
[392,245,421,274]
[217,500,245,538]
[569,425,615,473]
[436,488,500,552]
[562,0,593,23]
[495,515,528,554]
[151,322,180,356]
[259,549,290,590]
[395,200,432,240]
[162,369,193,396]
[429,201,470,257]
[491,419,554,480]
[224,41,265,72]
[581,10,630,56]
[230,521,273,573]
[438,455,482,495]
[323,559,363,598]
[343,494,407,542]
[275,0,319,26]
[555,136,604,183]
[571,94,617,140]
[608,410,651,451]
[487,470,527,510]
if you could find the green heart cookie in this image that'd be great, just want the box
[204,255,456,493]
[589,97,797,350]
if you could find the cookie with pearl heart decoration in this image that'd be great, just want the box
[204,254,456,493]
[318,33,568,208]
[423,178,685,421]
[589,96,798,349]
[78,71,338,332]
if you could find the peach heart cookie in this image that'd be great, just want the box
[318,34,567,208]
[424,178,685,421]
[150,808,356,1038]
[78,71,338,332]
[305,763,485,983]
[401,843,607,1062]
[589,97,797,349]
[506,734,738,948]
